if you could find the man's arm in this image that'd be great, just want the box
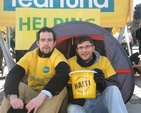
[4,64,25,97]
[105,74,121,90]
[4,65,25,110]
[43,62,70,96]
[94,68,121,93]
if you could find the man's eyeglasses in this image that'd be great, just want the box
[77,45,94,51]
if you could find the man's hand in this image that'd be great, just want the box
[9,94,24,110]
[94,68,106,92]
[26,92,47,113]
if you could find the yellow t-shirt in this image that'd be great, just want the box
[68,55,116,84]
[17,48,68,91]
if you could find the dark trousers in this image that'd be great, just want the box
[138,40,141,54]
[139,44,141,54]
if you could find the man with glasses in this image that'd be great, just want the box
[0,26,70,113]
[67,35,128,113]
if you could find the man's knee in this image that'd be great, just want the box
[104,86,120,95]
[67,104,78,113]
[67,104,86,113]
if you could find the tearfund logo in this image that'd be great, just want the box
[43,66,50,73]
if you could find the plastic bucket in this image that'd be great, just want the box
[69,70,96,99]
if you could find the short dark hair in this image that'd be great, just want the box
[37,26,56,41]
[76,35,94,48]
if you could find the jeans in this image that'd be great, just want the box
[67,86,128,113]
